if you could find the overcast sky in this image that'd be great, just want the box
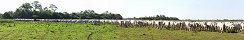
[0,0,244,19]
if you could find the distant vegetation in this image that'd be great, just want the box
[1,1,122,19]
[0,1,178,20]
[136,15,179,20]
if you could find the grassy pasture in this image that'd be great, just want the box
[0,21,244,40]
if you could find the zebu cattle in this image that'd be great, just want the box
[171,21,176,29]
[143,20,150,26]
[15,19,34,21]
[14,19,244,33]
[188,21,204,31]
[240,22,244,33]
[136,20,146,27]
[241,22,244,30]
[196,22,204,31]
[179,22,186,30]
[233,22,242,32]
[153,21,160,29]
[163,21,171,29]
[91,20,101,25]
[193,22,201,31]
[186,21,208,31]
[204,22,216,32]
[81,19,89,23]
[198,22,207,31]
[224,22,242,32]
[216,22,225,33]
[130,20,137,26]
[110,20,116,24]
[172,21,181,30]
[169,21,176,29]
[179,22,187,30]
[147,20,155,27]
[120,20,132,27]
[158,21,165,29]
[116,20,122,24]
[225,22,234,29]
[183,21,191,31]
[188,21,197,31]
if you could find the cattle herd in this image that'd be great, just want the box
[15,19,244,33]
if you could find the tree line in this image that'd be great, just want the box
[0,1,179,20]
[135,15,179,20]
[1,1,122,19]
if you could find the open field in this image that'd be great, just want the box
[0,21,244,40]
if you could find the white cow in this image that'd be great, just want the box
[216,22,225,33]
[185,21,193,31]
[241,22,244,30]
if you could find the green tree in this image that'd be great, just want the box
[13,3,33,19]
[100,11,111,19]
[31,1,42,11]
[49,4,58,12]
[13,8,32,19]
[71,12,80,19]
[114,14,123,19]
[52,12,64,19]
[2,11,14,19]
[20,3,33,10]
[83,10,97,19]
[63,12,71,19]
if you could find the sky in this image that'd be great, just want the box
[0,0,244,20]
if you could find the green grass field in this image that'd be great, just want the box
[0,21,244,40]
